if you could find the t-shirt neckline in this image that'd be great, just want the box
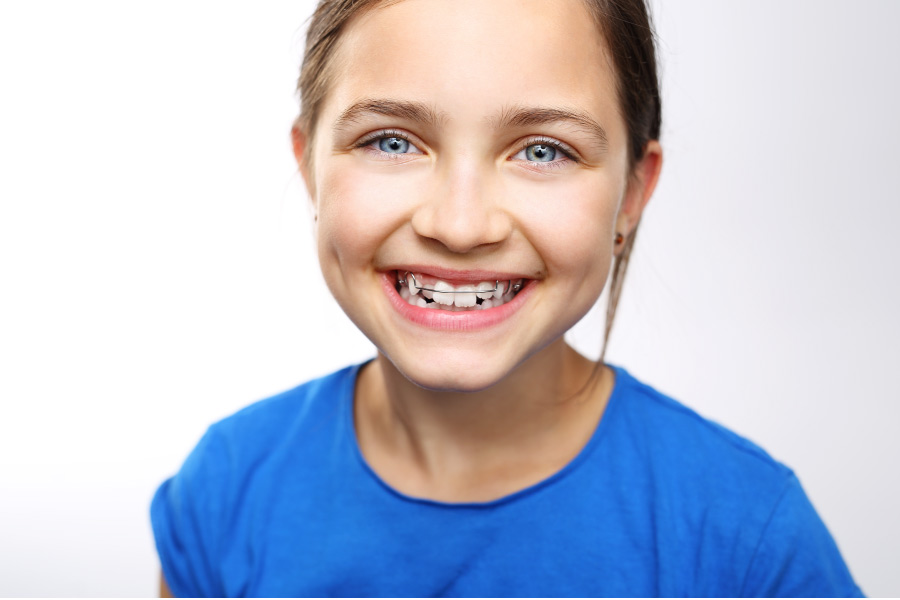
[343,360,629,509]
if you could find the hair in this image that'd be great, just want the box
[295,0,661,363]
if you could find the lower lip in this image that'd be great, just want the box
[381,273,534,332]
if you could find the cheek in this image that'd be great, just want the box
[315,163,411,271]
[512,172,623,281]
[315,170,370,292]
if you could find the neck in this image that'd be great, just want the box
[354,340,614,502]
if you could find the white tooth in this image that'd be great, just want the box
[476,281,495,300]
[421,288,434,299]
[454,286,477,307]
[432,280,455,305]
[454,294,477,307]
[424,302,438,309]
[481,299,494,310]
[493,281,508,299]
[408,279,420,296]
[415,297,427,308]
[400,284,410,300]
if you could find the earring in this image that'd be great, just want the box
[614,232,624,245]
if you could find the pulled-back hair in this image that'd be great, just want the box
[295,0,661,360]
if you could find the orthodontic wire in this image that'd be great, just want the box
[398,272,520,294]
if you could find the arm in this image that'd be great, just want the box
[152,427,230,598]
[160,571,173,598]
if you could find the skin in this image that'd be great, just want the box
[163,0,661,592]
[293,0,662,504]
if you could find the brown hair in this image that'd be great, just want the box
[295,0,661,362]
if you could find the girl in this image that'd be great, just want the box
[152,0,861,595]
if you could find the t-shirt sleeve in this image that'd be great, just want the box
[151,427,231,598]
[740,473,864,597]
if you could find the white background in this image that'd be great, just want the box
[1,0,897,596]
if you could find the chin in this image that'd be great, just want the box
[384,349,520,393]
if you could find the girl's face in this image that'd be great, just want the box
[301,0,653,391]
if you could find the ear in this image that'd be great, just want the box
[291,124,316,202]
[615,140,663,249]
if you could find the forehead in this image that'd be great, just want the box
[323,0,623,136]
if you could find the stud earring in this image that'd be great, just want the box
[614,232,624,245]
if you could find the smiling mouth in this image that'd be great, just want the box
[395,270,525,311]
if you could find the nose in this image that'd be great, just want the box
[410,161,512,254]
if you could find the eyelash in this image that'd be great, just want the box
[353,129,418,156]
[512,136,579,168]
[353,130,578,167]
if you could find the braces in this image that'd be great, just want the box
[398,272,521,294]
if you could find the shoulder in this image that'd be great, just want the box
[207,362,361,451]
[179,361,363,495]
[608,365,791,492]
[150,362,363,597]
[175,360,361,510]
[604,366,862,597]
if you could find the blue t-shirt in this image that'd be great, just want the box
[151,363,862,597]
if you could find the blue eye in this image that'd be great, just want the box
[525,144,556,162]
[511,139,574,166]
[378,136,411,153]
[356,131,424,159]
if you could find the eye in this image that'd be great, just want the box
[355,130,424,157]
[510,138,576,167]
[524,144,556,162]
[378,136,412,154]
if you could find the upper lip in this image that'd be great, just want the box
[387,265,533,283]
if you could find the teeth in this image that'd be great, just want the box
[432,280,455,305]
[454,286,477,307]
[400,272,524,311]
[433,281,480,308]
[424,277,503,307]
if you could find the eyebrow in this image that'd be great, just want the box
[332,98,609,153]
[332,98,445,133]
[493,105,609,152]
